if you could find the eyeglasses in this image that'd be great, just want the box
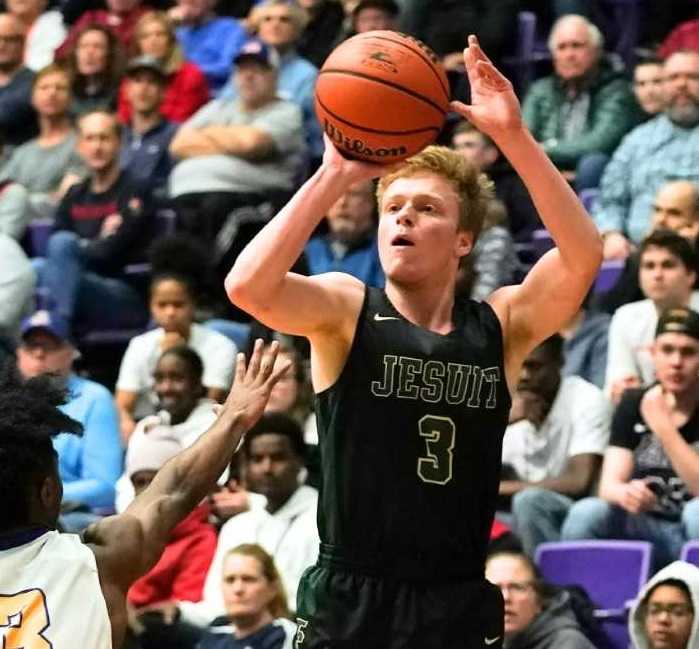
[647,604,693,619]
[494,581,534,595]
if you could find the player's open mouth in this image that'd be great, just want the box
[391,236,414,246]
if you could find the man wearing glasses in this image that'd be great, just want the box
[629,560,699,649]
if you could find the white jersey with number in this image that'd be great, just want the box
[0,529,112,648]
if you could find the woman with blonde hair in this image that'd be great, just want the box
[118,11,209,123]
[198,543,296,648]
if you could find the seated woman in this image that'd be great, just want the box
[118,11,209,124]
[198,543,296,649]
[485,551,598,649]
[66,23,124,117]
[115,344,219,512]
[115,236,237,440]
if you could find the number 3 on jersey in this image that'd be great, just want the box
[0,590,51,648]
[417,415,455,485]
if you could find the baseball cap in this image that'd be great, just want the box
[20,310,70,343]
[126,55,167,80]
[655,307,699,341]
[234,40,279,69]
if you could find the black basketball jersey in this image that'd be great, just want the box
[314,287,511,580]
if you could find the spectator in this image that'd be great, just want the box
[485,551,597,649]
[564,307,699,568]
[56,0,151,58]
[296,0,344,69]
[605,230,699,404]
[501,335,611,556]
[171,0,247,94]
[115,238,237,440]
[220,0,321,159]
[0,233,35,337]
[178,412,319,625]
[658,17,699,61]
[115,345,219,509]
[119,55,177,198]
[15,309,123,531]
[451,120,541,243]
[595,50,699,260]
[351,0,398,33]
[304,179,384,287]
[559,296,610,389]
[0,14,38,149]
[522,14,639,191]
[629,561,699,649]
[118,11,209,124]
[633,57,665,120]
[197,544,297,649]
[7,0,66,71]
[169,39,304,278]
[596,180,699,315]
[34,110,152,337]
[66,24,124,117]
[123,424,217,613]
[0,63,82,232]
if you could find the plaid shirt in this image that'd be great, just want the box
[593,114,699,243]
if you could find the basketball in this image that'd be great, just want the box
[315,30,451,164]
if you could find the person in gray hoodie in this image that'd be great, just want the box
[486,551,598,649]
[630,561,699,649]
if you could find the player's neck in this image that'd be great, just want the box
[385,280,456,334]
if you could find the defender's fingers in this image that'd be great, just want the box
[476,60,509,88]
[257,340,281,382]
[268,358,293,386]
[233,352,246,385]
[468,34,494,65]
[247,338,264,379]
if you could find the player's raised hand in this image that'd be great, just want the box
[450,35,523,140]
[321,134,399,184]
[221,339,291,430]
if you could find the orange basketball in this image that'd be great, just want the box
[315,30,451,164]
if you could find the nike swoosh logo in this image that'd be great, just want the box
[374,313,400,322]
[485,636,501,646]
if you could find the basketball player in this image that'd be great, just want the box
[0,341,287,649]
[226,36,602,648]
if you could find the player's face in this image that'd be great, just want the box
[130,469,157,496]
[644,584,694,649]
[639,246,696,307]
[634,63,665,115]
[244,433,302,507]
[221,553,275,622]
[32,70,71,118]
[652,184,699,243]
[150,278,195,334]
[652,332,699,396]
[153,354,201,424]
[265,350,300,414]
[126,70,164,114]
[378,172,472,286]
[551,20,599,82]
[326,179,375,243]
[16,330,74,379]
[78,112,120,172]
[486,555,542,637]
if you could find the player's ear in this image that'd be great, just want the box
[456,230,473,258]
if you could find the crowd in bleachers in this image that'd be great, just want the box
[5,0,699,647]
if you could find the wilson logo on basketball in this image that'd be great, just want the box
[324,121,407,159]
[365,51,398,74]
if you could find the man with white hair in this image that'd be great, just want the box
[522,14,639,191]
[596,50,699,260]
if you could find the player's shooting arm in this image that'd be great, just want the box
[226,143,382,337]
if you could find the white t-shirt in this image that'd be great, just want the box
[0,530,112,648]
[116,323,237,401]
[502,376,612,482]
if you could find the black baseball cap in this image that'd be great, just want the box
[656,307,699,341]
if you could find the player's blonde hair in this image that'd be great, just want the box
[376,145,493,243]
